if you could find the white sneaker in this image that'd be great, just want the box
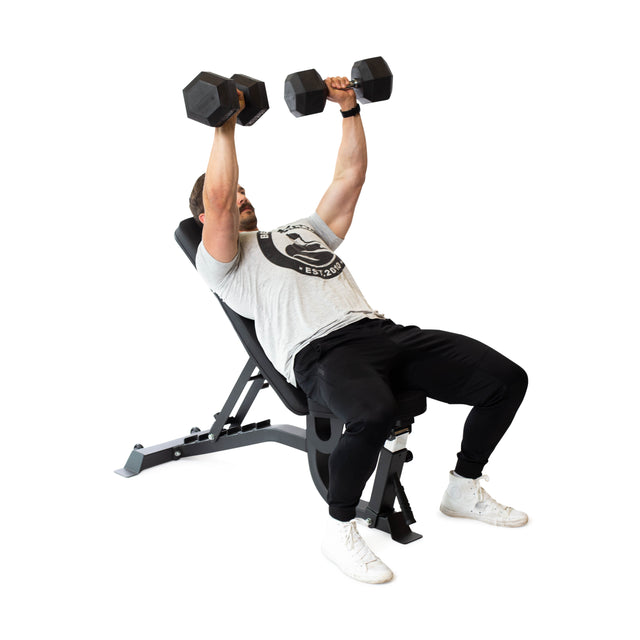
[440,471,528,527]
[321,517,393,584]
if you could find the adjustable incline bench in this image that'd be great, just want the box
[115,217,426,544]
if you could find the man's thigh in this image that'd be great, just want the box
[296,341,399,425]
[385,325,495,404]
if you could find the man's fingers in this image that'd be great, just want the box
[327,76,350,90]
[236,89,246,111]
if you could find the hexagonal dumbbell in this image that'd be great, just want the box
[284,56,393,117]
[183,72,269,127]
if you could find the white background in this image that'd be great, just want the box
[2,1,638,637]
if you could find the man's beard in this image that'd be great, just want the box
[239,206,257,231]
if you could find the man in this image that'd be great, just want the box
[190,77,529,584]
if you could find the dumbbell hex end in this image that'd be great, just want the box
[284,69,327,117]
[231,74,270,126]
[183,72,239,127]
[351,57,393,104]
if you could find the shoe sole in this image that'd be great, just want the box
[440,504,528,528]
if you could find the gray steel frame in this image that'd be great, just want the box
[115,355,422,543]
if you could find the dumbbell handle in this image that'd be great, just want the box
[337,79,361,91]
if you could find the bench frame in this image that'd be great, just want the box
[114,218,425,544]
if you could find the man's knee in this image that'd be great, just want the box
[507,362,528,401]
[491,360,528,409]
[477,353,528,409]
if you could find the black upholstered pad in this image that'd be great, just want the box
[175,218,309,416]
[307,389,426,420]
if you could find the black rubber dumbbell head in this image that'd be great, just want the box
[183,72,239,127]
[231,74,269,126]
[284,69,327,117]
[351,57,393,104]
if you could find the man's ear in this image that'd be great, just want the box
[199,213,205,224]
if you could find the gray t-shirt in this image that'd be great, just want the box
[195,212,382,385]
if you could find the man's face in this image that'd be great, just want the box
[237,185,257,232]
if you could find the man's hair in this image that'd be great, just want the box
[189,173,206,225]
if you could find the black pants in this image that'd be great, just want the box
[294,318,528,522]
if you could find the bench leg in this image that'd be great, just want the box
[356,433,422,544]
[306,415,423,544]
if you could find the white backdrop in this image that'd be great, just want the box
[2,1,638,637]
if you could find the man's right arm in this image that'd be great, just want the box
[201,103,242,263]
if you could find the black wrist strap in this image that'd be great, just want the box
[341,103,361,118]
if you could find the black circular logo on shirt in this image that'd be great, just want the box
[257,223,345,279]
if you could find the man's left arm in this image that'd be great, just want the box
[316,76,367,239]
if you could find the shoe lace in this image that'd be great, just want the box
[475,475,513,515]
[344,522,377,565]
